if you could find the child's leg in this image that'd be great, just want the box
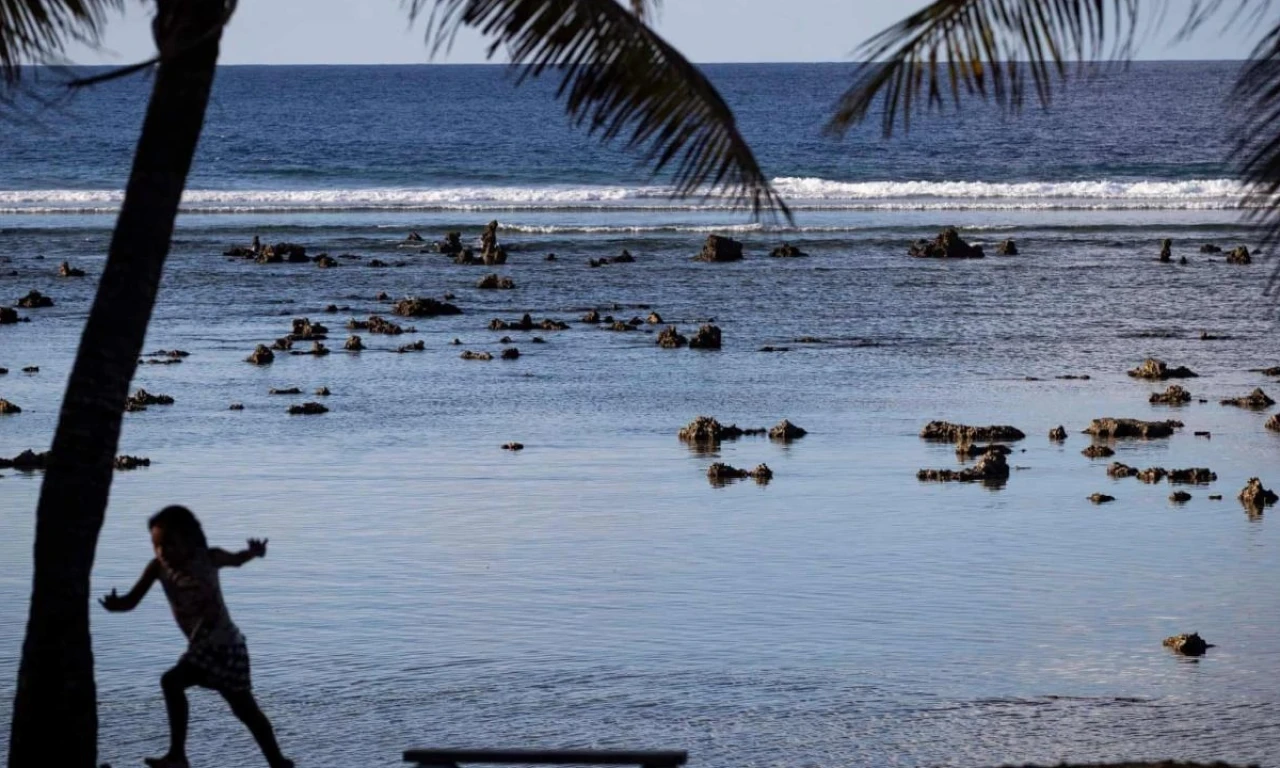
[220,690,292,768]
[148,663,203,767]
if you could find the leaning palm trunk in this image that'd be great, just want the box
[8,1,227,765]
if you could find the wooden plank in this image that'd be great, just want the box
[403,749,688,767]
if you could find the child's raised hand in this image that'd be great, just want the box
[99,589,127,612]
[247,538,268,558]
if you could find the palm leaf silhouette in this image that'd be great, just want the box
[0,0,120,82]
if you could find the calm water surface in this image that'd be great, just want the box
[1,63,1279,767]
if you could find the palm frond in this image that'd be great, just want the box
[827,0,1151,137]
[1234,19,1280,245]
[0,0,121,83]
[407,0,786,219]
[628,0,659,23]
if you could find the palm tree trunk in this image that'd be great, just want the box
[8,2,227,765]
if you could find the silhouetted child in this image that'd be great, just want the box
[101,505,293,768]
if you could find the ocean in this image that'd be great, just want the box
[1,62,1279,767]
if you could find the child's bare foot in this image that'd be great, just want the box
[144,756,190,768]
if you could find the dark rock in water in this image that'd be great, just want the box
[1150,385,1192,405]
[1239,477,1278,510]
[770,243,807,258]
[1089,493,1115,504]
[588,258,606,268]
[540,318,569,331]
[271,338,291,352]
[612,249,636,263]
[1085,418,1182,439]
[1158,238,1172,262]
[501,347,520,360]
[16,290,53,308]
[289,318,328,340]
[127,389,174,408]
[499,336,514,344]
[115,455,151,471]
[1137,467,1168,484]
[751,464,774,483]
[707,462,750,482]
[996,239,1018,255]
[760,346,790,352]
[0,307,22,324]
[1179,256,1188,265]
[21,366,38,373]
[646,311,664,325]
[1220,388,1275,408]
[956,443,1012,458]
[376,291,390,301]
[1226,245,1252,264]
[1267,414,1280,432]
[359,316,407,335]
[435,231,463,255]
[1055,374,1091,380]
[1164,632,1213,656]
[367,259,389,268]
[657,326,688,348]
[1127,358,1198,380]
[1199,331,1229,340]
[909,227,984,259]
[405,231,425,242]
[532,336,546,344]
[920,421,1026,443]
[695,234,744,263]
[344,335,364,351]
[581,310,601,324]
[545,253,557,261]
[0,449,49,471]
[769,419,807,441]
[688,324,722,349]
[1082,445,1114,458]
[1169,467,1216,485]
[476,273,515,290]
[489,318,510,331]
[460,350,493,361]
[393,298,461,317]
[679,416,749,444]
[453,249,481,265]
[480,220,506,265]
[917,448,1010,485]
[229,403,244,411]
[0,368,7,375]
[288,402,328,415]
[58,261,85,277]
[314,255,339,268]
[290,341,330,357]
[502,442,524,451]
[607,321,632,332]
[1195,430,1212,438]
[396,340,425,353]
[1108,463,1139,478]
[1170,491,1193,503]
[1209,494,1223,500]
[0,399,21,414]
[269,387,302,395]
[1049,425,1067,441]
[1200,243,1222,253]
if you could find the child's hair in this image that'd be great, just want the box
[148,505,209,551]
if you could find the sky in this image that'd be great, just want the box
[60,0,1269,67]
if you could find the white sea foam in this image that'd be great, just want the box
[0,178,1250,214]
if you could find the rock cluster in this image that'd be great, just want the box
[707,462,773,485]
[909,228,984,259]
[1163,632,1212,656]
[1108,462,1139,478]
[477,273,515,290]
[1150,385,1192,404]
[1083,418,1182,439]
[920,422,1026,443]
[917,449,1009,484]
[1127,358,1198,380]
[288,402,328,415]
[115,455,151,470]
[392,298,462,317]
[17,290,53,308]
[769,243,807,258]
[1082,445,1114,458]
[1220,388,1275,409]
[1168,468,1217,484]
[460,350,493,361]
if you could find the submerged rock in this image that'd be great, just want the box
[1200,243,1222,253]
[1267,414,1280,432]
[396,340,426,353]
[769,420,807,441]
[344,335,364,351]
[1170,491,1193,503]
[229,403,244,411]
[695,234,744,262]
[1049,425,1068,441]
[657,326,688,349]
[1107,462,1139,478]
[114,455,151,470]
[1239,477,1279,510]
[1137,467,1168,484]
[909,227,984,259]
[500,347,520,360]
[392,297,462,317]
[1082,445,1115,458]
[688,324,722,349]
[1163,632,1213,656]
[435,231,464,255]
[581,310,601,324]
[679,416,748,444]
[612,249,636,263]
[1127,358,1198,380]
[288,402,329,415]
[1169,467,1217,484]
[1158,238,1173,262]
[290,341,329,356]
[646,311,664,325]
[0,307,22,324]
[1089,493,1116,504]
[247,344,276,365]
[769,243,807,258]
[1084,418,1182,439]
[476,273,515,290]
[405,231,425,243]
[362,316,407,335]
[920,421,1026,443]
[996,239,1018,255]
[0,449,48,471]
[57,261,85,277]
[1226,245,1252,264]
[314,254,339,268]
[289,318,328,341]
[1220,388,1275,409]
[126,389,174,408]
[1150,385,1192,404]
[460,350,493,361]
[502,442,524,451]
[269,387,302,395]
[0,399,21,414]
[956,443,1013,459]
[917,448,1010,485]
[16,290,53,308]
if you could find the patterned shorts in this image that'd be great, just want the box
[182,623,252,693]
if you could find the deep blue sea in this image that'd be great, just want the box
[2,62,1280,767]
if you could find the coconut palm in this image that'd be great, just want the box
[2,0,782,765]
[827,0,1280,241]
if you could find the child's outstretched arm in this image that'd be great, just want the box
[100,559,159,612]
[210,538,268,568]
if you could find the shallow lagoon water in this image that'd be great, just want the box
[1,63,1280,766]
